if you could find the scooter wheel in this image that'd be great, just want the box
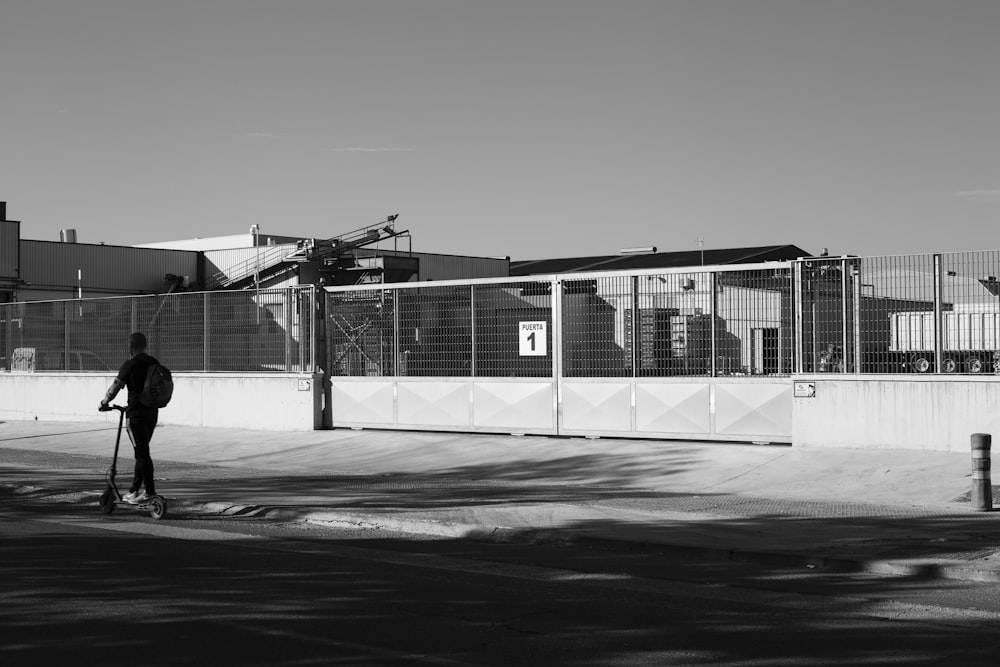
[148,496,167,520]
[99,489,116,515]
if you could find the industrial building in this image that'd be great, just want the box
[0,204,509,302]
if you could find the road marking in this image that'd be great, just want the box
[35,516,266,541]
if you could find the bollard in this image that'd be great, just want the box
[971,433,993,512]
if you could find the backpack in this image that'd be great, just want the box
[140,362,174,408]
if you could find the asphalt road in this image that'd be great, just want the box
[4,490,1000,666]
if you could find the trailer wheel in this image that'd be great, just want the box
[912,355,932,373]
[966,356,985,374]
[942,357,958,373]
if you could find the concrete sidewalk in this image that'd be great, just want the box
[2,418,999,582]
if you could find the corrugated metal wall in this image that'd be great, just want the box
[414,253,509,281]
[0,221,19,282]
[355,250,509,281]
[18,241,200,299]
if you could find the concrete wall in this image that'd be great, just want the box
[0,373,323,431]
[793,374,1000,452]
[8,369,999,449]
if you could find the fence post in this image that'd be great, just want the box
[792,260,804,374]
[203,292,210,372]
[470,284,476,378]
[710,271,718,377]
[63,301,70,370]
[852,261,862,374]
[552,276,563,434]
[840,257,849,373]
[284,288,294,371]
[391,289,400,376]
[933,254,943,373]
[308,287,317,373]
[971,433,993,512]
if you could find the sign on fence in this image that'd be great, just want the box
[519,321,547,356]
[12,347,35,372]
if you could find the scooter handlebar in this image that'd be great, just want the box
[99,404,125,413]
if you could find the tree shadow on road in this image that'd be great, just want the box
[4,511,1000,667]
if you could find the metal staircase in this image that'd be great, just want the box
[208,215,405,290]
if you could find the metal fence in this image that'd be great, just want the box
[326,280,556,378]
[327,266,795,378]
[0,287,316,373]
[8,250,996,379]
[795,251,1000,374]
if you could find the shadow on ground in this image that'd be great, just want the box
[3,506,1000,666]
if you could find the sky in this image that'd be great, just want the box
[1,0,998,261]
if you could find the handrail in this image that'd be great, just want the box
[206,215,402,290]
[207,245,296,289]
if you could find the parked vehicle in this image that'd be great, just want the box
[888,309,1000,373]
[11,347,111,372]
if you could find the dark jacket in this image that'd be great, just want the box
[116,352,160,419]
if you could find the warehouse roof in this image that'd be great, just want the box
[509,244,812,276]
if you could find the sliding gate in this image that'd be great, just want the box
[325,264,794,442]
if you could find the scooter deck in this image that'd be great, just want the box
[116,495,165,508]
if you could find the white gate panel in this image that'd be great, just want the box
[397,380,471,427]
[561,381,632,432]
[331,380,394,425]
[473,381,555,432]
[636,382,711,434]
[715,382,792,440]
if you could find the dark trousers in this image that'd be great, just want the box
[126,415,157,495]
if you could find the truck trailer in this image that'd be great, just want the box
[888,308,1000,373]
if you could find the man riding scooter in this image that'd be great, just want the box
[99,332,160,504]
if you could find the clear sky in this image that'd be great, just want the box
[2,0,998,260]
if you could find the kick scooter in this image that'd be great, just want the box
[98,404,168,520]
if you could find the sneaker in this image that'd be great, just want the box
[122,491,141,504]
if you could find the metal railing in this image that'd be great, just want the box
[1,287,316,373]
[207,245,299,290]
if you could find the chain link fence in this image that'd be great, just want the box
[0,287,315,373]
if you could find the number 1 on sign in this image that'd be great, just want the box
[519,321,547,356]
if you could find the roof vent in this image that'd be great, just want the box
[60,229,78,243]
